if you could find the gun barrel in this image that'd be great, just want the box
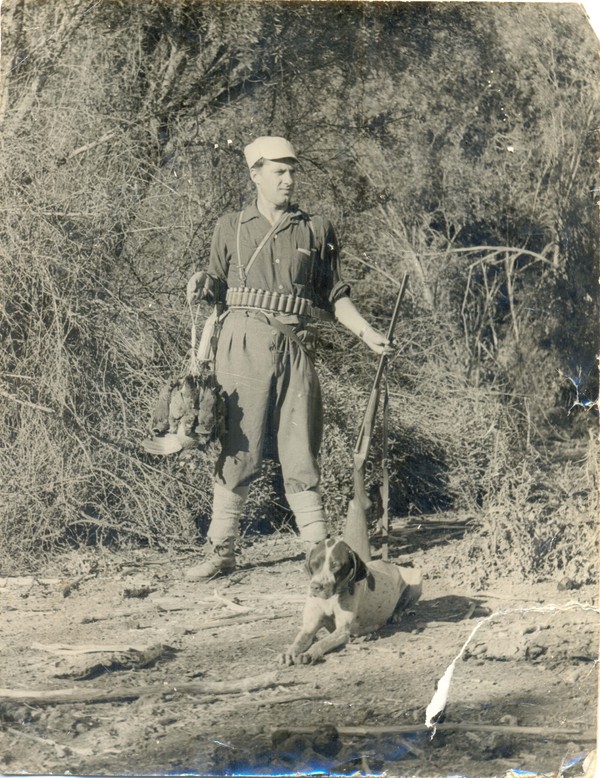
[353,273,408,456]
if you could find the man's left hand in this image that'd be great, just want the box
[362,326,395,356]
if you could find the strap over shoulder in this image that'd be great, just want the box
[235,209,290,286]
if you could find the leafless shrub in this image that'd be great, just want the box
[0,0,596,581]
[464,435,598,586]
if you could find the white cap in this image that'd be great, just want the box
[243,136,298,169]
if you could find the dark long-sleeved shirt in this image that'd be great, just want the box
[207,202,350,316]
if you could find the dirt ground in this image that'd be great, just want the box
[0,518,598,778]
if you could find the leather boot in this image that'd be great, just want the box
[184,538,236,580]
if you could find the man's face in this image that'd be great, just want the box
[250,158,296,208]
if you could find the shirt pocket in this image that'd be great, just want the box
[290,246,316,287]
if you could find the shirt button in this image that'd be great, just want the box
[275,258,280,264]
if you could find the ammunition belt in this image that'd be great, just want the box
[225,288,329,320]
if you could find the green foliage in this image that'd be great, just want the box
[0,1,597,575]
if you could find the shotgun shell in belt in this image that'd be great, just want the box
[230,288,240,306]
[247,288,258,307]
[285,294,295,313]
[292,296,303,314]
[277,294,287,312]
[254,289,265,308]
[262,291,273,310]
[270,292,280,311]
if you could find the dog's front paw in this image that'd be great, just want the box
[298,650,324,665]
[277,651,319,666]
[277,651,298,666]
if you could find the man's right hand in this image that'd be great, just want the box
[186,271,213,305]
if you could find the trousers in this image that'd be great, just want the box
[207,309,327,544]
[215,310,322,492]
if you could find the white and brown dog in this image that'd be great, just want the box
[278,538,423,665]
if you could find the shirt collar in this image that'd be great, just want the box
[240,202,304,224]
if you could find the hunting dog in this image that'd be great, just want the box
[278,538,423,665]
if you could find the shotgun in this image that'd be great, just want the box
[343,273,409,562]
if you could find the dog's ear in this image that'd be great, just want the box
[304,542,323,577]
[342,548,370,595]
[351,550,369,583]
[304,546,315,577]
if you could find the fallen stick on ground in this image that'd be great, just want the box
[118,557,181,569]
[271,722,594,741]
[3,607,62,613]
[392,734,425,758]
[253,593,306,603]
[6,726,94,757]
[62,572,97,598]
[390,523,472,534]
[195,613,282,629]
[149,599,272,622]
[80,611,135,624]
[32,642,159,656]
[0,577,62,587]
[255,693,325,706]
[0,671,280,705]
[46,644,176,680]
[213,589,252,614]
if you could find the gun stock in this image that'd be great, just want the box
[343,274,408,562]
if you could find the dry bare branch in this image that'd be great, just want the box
[0,670,281,704]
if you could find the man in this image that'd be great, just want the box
[184,136,391,579]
